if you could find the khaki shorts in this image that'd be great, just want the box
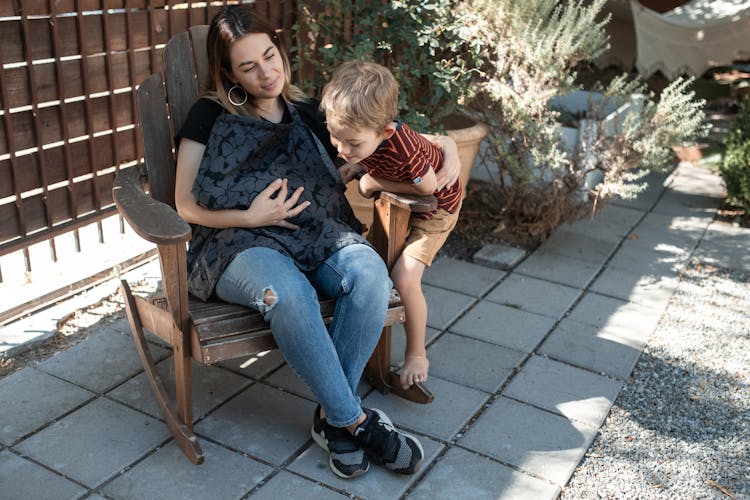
[402,203,461,266]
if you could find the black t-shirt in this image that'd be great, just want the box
[176,97,341,164]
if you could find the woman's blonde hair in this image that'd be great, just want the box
[320,60,399,131]
[204,5,306,115]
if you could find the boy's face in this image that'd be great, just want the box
[326,122,393,164]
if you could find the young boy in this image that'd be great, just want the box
[320,60,462,390]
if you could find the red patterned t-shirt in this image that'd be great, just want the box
[359,122,461,218]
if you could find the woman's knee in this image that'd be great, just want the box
[350,249,391,296]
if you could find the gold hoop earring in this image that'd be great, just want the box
[228,85,248,106]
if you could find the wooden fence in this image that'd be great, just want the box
[0,0,296,282]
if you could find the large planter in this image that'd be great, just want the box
[345,113,489,233]
[549,90,644,197]
[442,113,491,199]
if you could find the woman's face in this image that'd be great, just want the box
[228,33,285,100]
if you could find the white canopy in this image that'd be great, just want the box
[631,0,750,78]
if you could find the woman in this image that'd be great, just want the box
[174,5,459,479]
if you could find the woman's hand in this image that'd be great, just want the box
[176,139,309,230]
[428,135,461,190]
[247,178,310,230]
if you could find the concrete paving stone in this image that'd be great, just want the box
[427,333,526,393]
[251,470,349,500]
[503,355,624,427]
[450,300,557,353]
[423,257,506,297]
[107,358,252,420]
[538,318,648,380]
[408,446,560,500]
[630,212,710,249]
[424,284,476,330]
[606,239,688,278]
[194,382,315,465]
[0,318,55,358]
[264,364,370,401]
[651,189,723,218]
[361,376,490,441]
[36,327,169,394]
[567,292,663,337]
[217,349,286,379]
[459,396,599,486]
[561,204,643,242]
[390,323,441,367]
[610,169,672,211]
[15,397,169,488]
[664,163,726,198]
[485,274,582,320]
[288,434,443,499]
[694,220,750,272]
[534,229,620,266]
[590,265,679,308]
[102,439,271,500]
[0,449,87,500]
[472,243,527,271]
[0,367,93,445]
[515,252,603,289]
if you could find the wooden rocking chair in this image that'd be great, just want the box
[113,26,435,464]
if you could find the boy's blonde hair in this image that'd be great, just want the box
[320,60,399,131]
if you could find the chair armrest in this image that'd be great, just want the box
[113,166,192,245]
[378,192,437,214]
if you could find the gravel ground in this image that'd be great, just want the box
[562,259,750,499]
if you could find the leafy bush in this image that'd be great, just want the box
[294,0,478,131]
[463,0,709,239]
[719,98,750,211]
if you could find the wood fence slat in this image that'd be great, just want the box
[0,1,298,256]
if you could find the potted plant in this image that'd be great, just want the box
[295,1,488,226]
[459,0,709,242]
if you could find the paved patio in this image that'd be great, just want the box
[2,162,747,499]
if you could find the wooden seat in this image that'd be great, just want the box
[113,25,435,464]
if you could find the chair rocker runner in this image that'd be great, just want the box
[113,25,436,465]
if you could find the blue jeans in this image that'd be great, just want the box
[215,243,391,428]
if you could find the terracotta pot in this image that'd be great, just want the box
[672,143,709,163]
[442,113,491,199]
[344,113,490,232]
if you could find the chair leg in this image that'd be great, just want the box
[120,280,204,464]
[366,197,435,404]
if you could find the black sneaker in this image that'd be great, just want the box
[311,406,369,479]
[353,407,424,475]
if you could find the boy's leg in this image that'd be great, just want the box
[391,254,428,389]
[396,207,462,389]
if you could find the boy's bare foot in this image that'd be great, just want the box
[399,355,429,389]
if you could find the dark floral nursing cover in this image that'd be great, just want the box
[186,102,366,301]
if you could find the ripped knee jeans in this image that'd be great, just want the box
[214,244,390,428]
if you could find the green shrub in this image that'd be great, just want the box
[294,0,478,131]
[719,98,750,211]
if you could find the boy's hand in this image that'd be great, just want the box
[337,163,363,184]
[358,173,380,199]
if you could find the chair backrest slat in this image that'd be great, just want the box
[190,25,210,93]
[137,25,210,208]
[137,73,175,206]
[163,30,200,138]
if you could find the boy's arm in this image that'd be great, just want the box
[359,169,438,199]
